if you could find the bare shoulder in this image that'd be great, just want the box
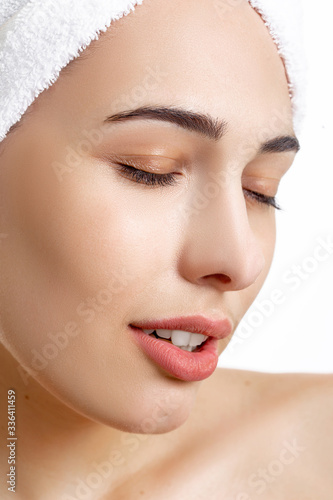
[195,367,333,462]
[203,367,333,427]
[192,368,333,497]
[152,369,333,500]
[204,366,333,408]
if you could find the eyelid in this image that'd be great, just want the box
[104,153,181,173]
[103,154,281,206]
[242,174,280,198]
[115,162,179,187]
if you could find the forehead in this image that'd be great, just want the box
[33,0,294,143]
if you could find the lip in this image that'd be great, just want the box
[128,315,233,382]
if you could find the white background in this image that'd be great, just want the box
[219,1,333,373]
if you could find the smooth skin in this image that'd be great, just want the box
[0,0,332,498]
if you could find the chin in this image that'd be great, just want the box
[72,399,196,435]
[93,385,198,435]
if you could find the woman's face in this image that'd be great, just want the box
[0,0,298,432]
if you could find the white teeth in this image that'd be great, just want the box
[171,330,191,346]
[142,328,208,349]
[180,346,195,352]
[155,329,172,339]
[189,333,208,346]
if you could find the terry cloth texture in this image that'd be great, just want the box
[248,0,307,134]
[0,0,306,142]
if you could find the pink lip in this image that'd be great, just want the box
[128,315,233,382]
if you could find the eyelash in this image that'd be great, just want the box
[115,163,281,210]
[243,189,281,210]
[115,162,179,187]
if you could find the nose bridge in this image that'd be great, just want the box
[179,178,265,290]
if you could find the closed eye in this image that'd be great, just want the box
[243,188,281,210]
[114,162,180,187]
[112,160,281,209]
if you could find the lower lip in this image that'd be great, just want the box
[128,326,219,382]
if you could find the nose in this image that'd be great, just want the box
[177,180,266,291]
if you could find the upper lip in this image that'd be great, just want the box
[130,314,233,340]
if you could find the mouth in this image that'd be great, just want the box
[128,315,232,382]
[138,328,209,352]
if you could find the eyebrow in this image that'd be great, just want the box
[104,105,300,154]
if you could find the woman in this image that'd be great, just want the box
[0,0,332,498]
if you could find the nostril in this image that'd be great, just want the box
[215,274,231,285]
[218,274,231,283]
[203,274,232,285]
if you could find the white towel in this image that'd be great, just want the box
[0,0,306,142]
[249,0,306,135]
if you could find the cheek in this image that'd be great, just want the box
[255,210,277,273]
[242,208,277,307]
[46,166,180,303]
